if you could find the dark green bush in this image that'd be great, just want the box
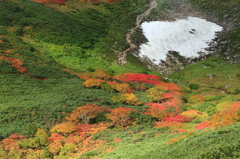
[189,83,199,90]
[236,72,240,80]
[130,111,155,125]
[101,83,115,93]
[234,89,240,95]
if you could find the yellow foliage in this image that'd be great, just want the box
[83,79,103,88]
[58,143,78,158]
[146,85,165,103]
[122,93,142,106]
[50,122,78,135]
[27,128,50,148]
[113,83,131,93]
[26,149,46,159]
[92,68,111,79]
[167,137,182,144]
[150,108,165,120]
[112,93,142,106]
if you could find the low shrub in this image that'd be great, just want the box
[189,83,199,90]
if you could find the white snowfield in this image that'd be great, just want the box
[139,17,223,64]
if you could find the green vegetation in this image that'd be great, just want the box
[0,0,152,73]
[0,0,240,158]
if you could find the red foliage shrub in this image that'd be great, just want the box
[164,83,182,92]
[31,0,65,5]
[146,100,181,119]
[76,123,92,133]
[113,138,122,142]
[114,73,163,85]
[49,133,63,143]
[106,81,118,85]
[177,129,186,133]
[230,101,240,111]
[195,121,210,130]
[52,0,65,5]
[31,77,49,81]
[163,114,193,123]
[162,92,175,100]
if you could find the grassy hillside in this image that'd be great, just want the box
[0,0,154,73]
[0,0,240,158]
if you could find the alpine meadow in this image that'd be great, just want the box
[0,0,240,158]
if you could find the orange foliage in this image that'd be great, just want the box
[164,83,182,92]
[88,123,108,134]
[64,135,84,144]
[77,137,105,155]
[108,107,131,127]
[48,140,63,155]
[66,104,101,124]
[1,133,24,151]
[209,108,239,129]
[208,102,240,129]
[0,56,27,72]
[113,138,122,142]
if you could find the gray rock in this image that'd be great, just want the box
[220,41,228,45]
[224,15,229,18]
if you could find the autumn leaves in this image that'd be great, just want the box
[82,69,180,107]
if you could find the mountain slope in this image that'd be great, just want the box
[0,0,240,158]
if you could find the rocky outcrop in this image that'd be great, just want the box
[118,0,239,74]
[137,0,239,74]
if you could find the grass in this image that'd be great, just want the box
[170,56,240,94]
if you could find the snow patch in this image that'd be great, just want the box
[139,17,223,64]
